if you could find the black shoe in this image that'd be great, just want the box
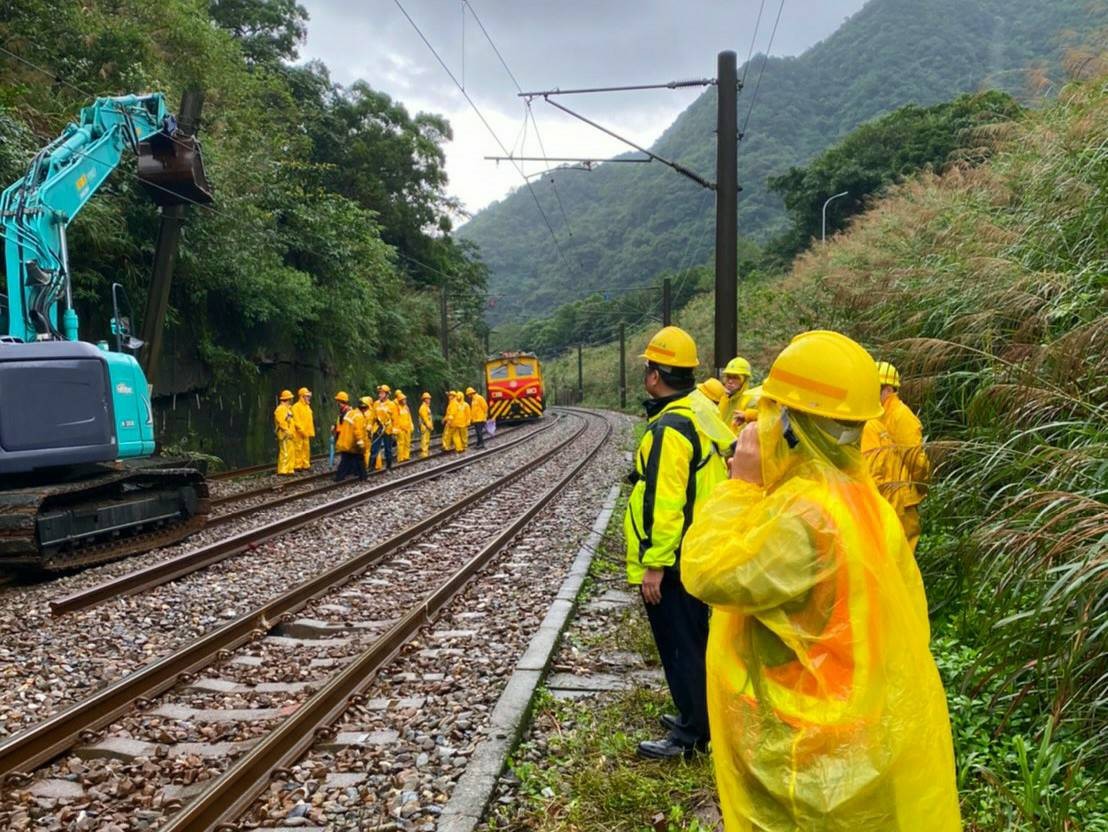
[636,737,702,760]
[658,713,679,732]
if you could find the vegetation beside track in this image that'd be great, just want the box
[535,70,1108,829]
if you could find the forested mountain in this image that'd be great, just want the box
[459,0,1105,325]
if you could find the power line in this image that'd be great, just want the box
[461,2,577,240]
[740,0,786,139]
[741,0,769,86]
[527,103,573,236]
[392,0,580,279]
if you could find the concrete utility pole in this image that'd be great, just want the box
[577,343,584,403]
[439,284,449,362]
[822,191,849,244]
[713,50,738,375]
[140,89,203,385]
[662,277,672,326]
[618,322,627,410]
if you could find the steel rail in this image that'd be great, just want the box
[209,425,486,483]
[160,410,611,831]
[49,419,557,616]
[208,456,324,481]
[0,412,580,781]
[209,424,519,509]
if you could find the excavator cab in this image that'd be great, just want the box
[136,119,213,207]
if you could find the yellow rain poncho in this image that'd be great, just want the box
[681,399,959,831]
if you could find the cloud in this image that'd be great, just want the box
[298,0,868,212]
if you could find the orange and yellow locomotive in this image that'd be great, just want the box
[485,352,544,421]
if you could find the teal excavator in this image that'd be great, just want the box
[0,93,213,570]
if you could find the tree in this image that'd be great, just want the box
[209,0,308,64]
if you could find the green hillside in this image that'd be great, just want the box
[546,65,1108,829]
[460,0,1104,325]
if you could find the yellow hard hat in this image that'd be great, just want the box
[377,384,390,393]
[696,377,727,403]
[876,361,901,389]
[640,325,698,368]
[396,391,407,400]
[297,387,311,397]
[421,391,431,400]
[762,330,883,421]
[359,395,373,407]
[723,357,752,377]
[465,386,476,395]
[279,389,293,401]
[334,391,350,403]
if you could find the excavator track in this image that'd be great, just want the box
[0,462,208,572]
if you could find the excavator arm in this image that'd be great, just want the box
[2,94,171,342]
[0,93,210,343]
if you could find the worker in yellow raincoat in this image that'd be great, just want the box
[371,384,397,470]
[442,392,458,452]
[458,390,472,451]
[332,392,367,482]
[291,387,315,471]
[448,390,470,452]
[719,356,759,433]
[274,390,296,475]
[681,330,960,831]
[358,396,375,471]
[394,390,414,462]
[419,392,434,458]
[466,386,489,448]
[862,361,930,552]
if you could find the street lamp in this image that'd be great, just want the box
[822,191,849,244]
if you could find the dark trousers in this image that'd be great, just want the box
[643,567,710,746]
[474,421,486,448]
[335,451,366,482]
[370,432,394,468]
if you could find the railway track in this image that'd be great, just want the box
[48,419,555,616]
[207,424,522,518]
[0,409,616,832]
[208,424,488,488]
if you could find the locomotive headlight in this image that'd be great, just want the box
[526,387,537,395]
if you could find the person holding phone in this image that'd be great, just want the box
[681,330,959,830]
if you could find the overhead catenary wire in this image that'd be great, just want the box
[461,1,576,239]
[392,0,580,280]
[741,0,769,86]
[740,0,786,139]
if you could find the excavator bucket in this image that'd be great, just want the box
[136,130,213,207]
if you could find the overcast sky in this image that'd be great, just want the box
[298,0,869,215]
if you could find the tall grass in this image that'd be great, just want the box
[551,71,1107,827]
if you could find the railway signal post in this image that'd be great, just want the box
[619,322,627,409]
[577,343,584,403]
